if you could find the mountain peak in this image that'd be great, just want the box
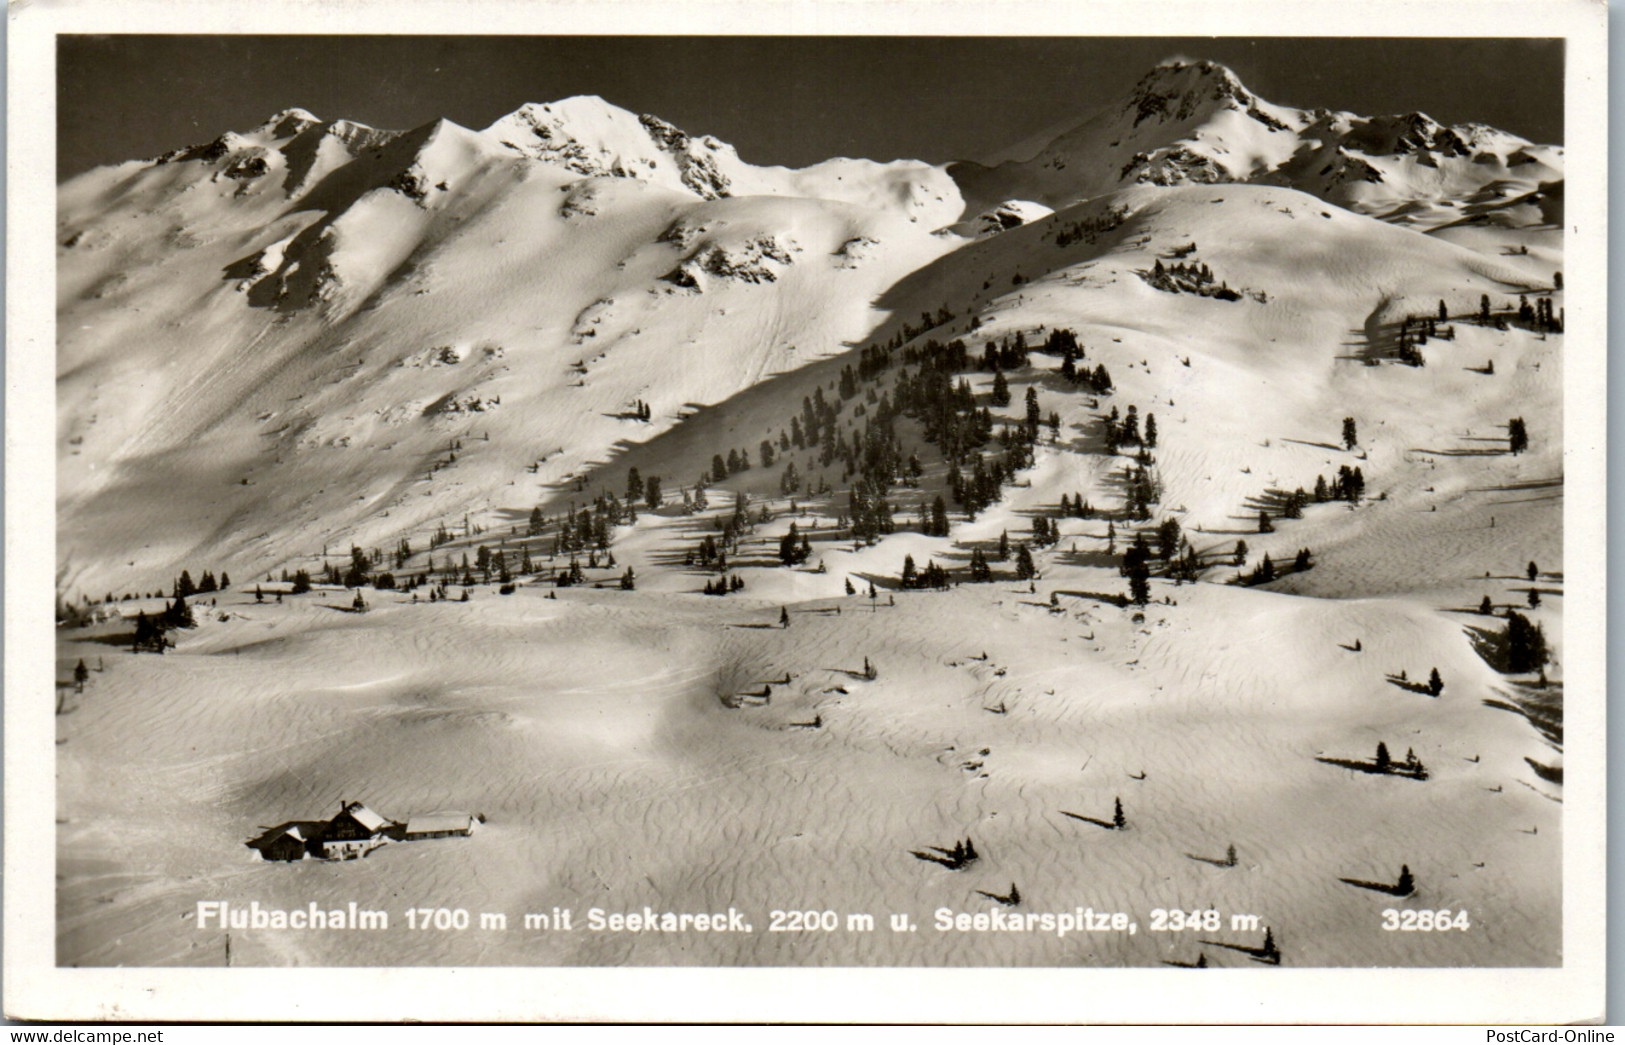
[1126,59,1253,127]
[255,107,324,140]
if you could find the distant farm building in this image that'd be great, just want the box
[259,826,308,862]
[403,813,478,840]
[249,801,481,862]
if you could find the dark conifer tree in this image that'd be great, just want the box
[779,522,807,566]
[1015,543,1037,580]
[1128,560,1150,606]
[1156,517,1182,560]
[132,611,160,654]
[165,594,195,630]
[1508,418,1529,455]
[991,369,1011,408]
[1342,417,1358,450]
[1479,594,1493,615]
[1505,611,1549,673]
[1427,668,1444,696]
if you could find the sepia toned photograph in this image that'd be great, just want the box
[8,0,1607,1025]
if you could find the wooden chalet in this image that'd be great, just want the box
[258,825,308,862]
[319,800,394,860]
[326,800,392,841]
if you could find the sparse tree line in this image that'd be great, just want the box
[1373,741,1429,780]
[1051,206,1130,248]
[898,554,950,591]
[1475,293,1563,334]
[1238,547,1314,586]
[87,567,233,607]
[1045,327,1114,394]
[1102,403,1156,456]
[129,593,199,653]
[1391,312,1453,367]
[1139,257,1254,302]
[1258,463,1366,538]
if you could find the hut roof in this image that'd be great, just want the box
[337,801,391,832]
[404,813,474,835]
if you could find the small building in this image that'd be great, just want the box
[326,800,392,841]
[402,813,478,840]
[258,826,308,862]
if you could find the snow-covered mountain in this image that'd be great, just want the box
[57,93,963,598]
[56,60,1560,601]
[951,59,1563,227]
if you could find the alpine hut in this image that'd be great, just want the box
[258,825,309,862]
[321,800,393,859]
[402,812,478,840]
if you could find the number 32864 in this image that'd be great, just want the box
[1382,909,1471,931]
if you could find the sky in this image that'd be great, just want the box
[57,36,1564,180]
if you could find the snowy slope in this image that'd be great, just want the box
[57,101,963,599]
